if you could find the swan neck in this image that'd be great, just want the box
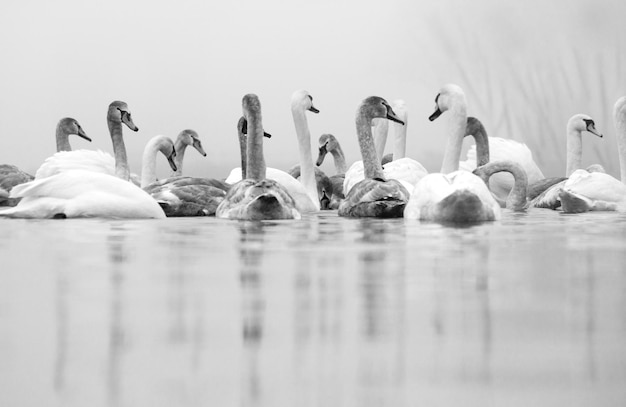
[391,119,407,159]
[108,119,130,181]
[55,125,71,152]
[140,137,163,188]
[472,124,490,167]
[246,111,265,181]
[238,124,247,179]
[479,161,527,210]
[292,106,319,209]
[330,145,347,174]
[356,113,385,180]
[441,105,467,174]
[565,126,583,177]
[171,138,187,177]
[616,112,626,183]
[372,119,388,162]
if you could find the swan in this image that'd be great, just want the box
[337,96,410,218]
[559,96,626,213]
[0,103,166,219]
[170,129,206,177]
[315,133,347,209]
[458,109,545,202]
[35,101,139,181]
[216,94,300,220]
[141,136,229,217]
[404,84,501,222]
[343,100,427,195]
[225,90,319,213]
[527,114,603,209]
[0,117,91,206]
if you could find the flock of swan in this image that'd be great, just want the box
[1,84,625,222]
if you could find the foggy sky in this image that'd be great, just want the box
[1,0,625,179]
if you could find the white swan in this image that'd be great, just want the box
[225,90,319,213]
[142,136,229,217]
[0,117,91,206]
[528,114,603,209]
[404,84,501,222]
[170,129,206,177]
[0,103,165,219]
[458,113,545,202]
[560,96,626,213]
[35,101,139,181]
[216,94,300,220]
[343,100,427,195]
[315,133,347,209]
[338,96,410,218]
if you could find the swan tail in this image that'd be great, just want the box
[433,189,497,223]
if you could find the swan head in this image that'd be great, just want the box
[429,84,466,121]
[177,129,206,156]
[58,117,91,142]
[614,96,626,127]
[358,96,405,126]
[108,101,139,132]
[316,134,339,166]
[291,89,319,114]
[568,114,603,138]
[238,116,272,139]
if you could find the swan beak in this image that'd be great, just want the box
[587,124,603,138]
[429,107,443,121]
[77,128,92,142]
[308,105,320,114]
[316,144,328,166]
[193,139,207,157]
[263,131,272,139]
[167,152,178,172]
[386,111,405,125]
[122,113,139,132]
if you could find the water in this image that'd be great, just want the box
[1,210,626,407]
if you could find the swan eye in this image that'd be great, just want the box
[434,94,440,105]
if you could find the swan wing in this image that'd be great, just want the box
[338,178,409,218]
[216,179,301,220]
[146,177,228,216]
[35,150,116,179]
[382,157,428,186]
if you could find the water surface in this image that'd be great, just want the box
[1,210,625,406]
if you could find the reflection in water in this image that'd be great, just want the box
[238,222,267,406]
[3,211,626,406]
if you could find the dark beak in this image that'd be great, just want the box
[77,127,92,142]
[587,124,603,138]
[121,111,139,132]
[429,107,443,121]
[167,150,177,172]
[308,105,320,114]
[263,131,272,138]
[193,139,207,156]
[316,144,328,166]
[386,106,405,125]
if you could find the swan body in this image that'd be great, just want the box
[0,117,90,206]
[287,165,333,209]
[35,101,139,181]
[404,84,501,222]
[528,114,603,209]
[559,97,626,213]
[216,94,300,220]
[338,96,410,218]
[0,170,165,219]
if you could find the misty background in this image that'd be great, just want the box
[1,0,625,180]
